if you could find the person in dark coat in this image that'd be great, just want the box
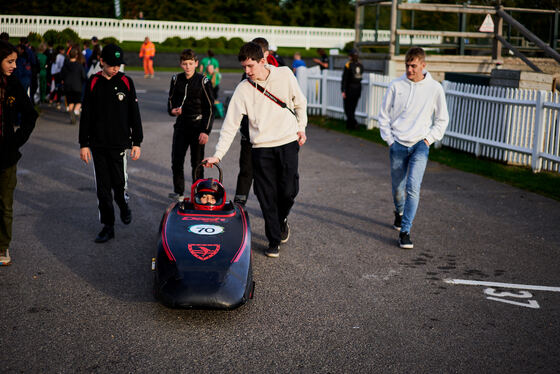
[0,41,38,265]
[341,48,364,130]
[14,44,33,97]
[61,48,86,124]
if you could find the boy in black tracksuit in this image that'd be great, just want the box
[167,49,214,199]
[79,44,143,243]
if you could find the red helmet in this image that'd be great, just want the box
[191,178,226,211]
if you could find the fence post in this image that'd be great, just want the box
[321,70,328,116]
[436,80,451,150]
[366,73,374,129]
[531,90,546,172]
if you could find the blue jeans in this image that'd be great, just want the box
[390,140,430,233]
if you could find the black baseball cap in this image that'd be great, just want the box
[101,44,125,66]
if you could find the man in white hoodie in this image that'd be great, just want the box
[203,42,307,258]
[378,47,449,249]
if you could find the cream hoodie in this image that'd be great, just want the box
[378,71,449,147]
[213,65,307,161]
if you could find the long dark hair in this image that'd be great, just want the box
[0,41,18,100]
[0,40,17,75]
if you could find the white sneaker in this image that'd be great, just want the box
[0,248,11,266]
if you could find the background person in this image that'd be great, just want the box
[139,36,155,78]
[341,48,364,130]
[19,37,39,104]
[0,41,38,266]
[377,46,449,249]
[61,48,86,124]
[268,44,285,67]
[167,49,214,200]
[49,45,65,109]
[36,42,48,103]
[291,52,306,76]
[87,45,102,78]
[82,40,92,72]
[313,48,329,70]
[79,44,143,243]
[15,44,32,98]
[199,50,220,99]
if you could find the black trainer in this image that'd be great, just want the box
[399,231,413,249]
[280,218,290,243]
[265,244,280,258]
[120,205,132,225]
[95,225,115,243]
[393,211,403,231]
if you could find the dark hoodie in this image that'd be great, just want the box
[0,74,37,170]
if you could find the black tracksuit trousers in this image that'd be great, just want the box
[343,85,361,130]
[92,148,129,227]
[251,141,299,247]
[171,125,205,195]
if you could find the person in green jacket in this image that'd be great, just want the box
[37,43,48,103]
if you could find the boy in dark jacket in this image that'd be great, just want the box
[0,41,38,265]
[167,49,214,200]
[79,44,143,243]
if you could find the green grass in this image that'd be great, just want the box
[309,115,560,201]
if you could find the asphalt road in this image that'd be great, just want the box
[2,71,560,373]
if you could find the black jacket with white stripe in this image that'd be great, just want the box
[167,72,214,134]
[79,71,143,150]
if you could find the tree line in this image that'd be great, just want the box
[2,0,557,41]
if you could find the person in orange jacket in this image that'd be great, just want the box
[139,36,155,78]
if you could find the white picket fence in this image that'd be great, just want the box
[0,14,441,49]
[303,69,560,173]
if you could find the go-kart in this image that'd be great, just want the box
[153,163,254,309]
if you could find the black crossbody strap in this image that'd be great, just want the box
[247,79,296,117]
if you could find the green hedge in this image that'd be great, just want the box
[20,27,338,58]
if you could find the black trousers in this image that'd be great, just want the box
[343,86,361,129]
[235,136,253,202]
[0,164,17,249]
[171,125,205,195]
[92,148,129,227]
[252,141,299,247]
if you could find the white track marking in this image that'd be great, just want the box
[444,279,560,292]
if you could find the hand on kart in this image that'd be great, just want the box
[171,107,182,116]
[198,133,208,145]
[202,157,220,167]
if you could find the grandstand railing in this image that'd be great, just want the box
[0,14,441,49]
[303,69,560,173]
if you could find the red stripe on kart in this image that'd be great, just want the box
[231,206,248,263]
[161,203,177,262]
[175,210,236,218]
